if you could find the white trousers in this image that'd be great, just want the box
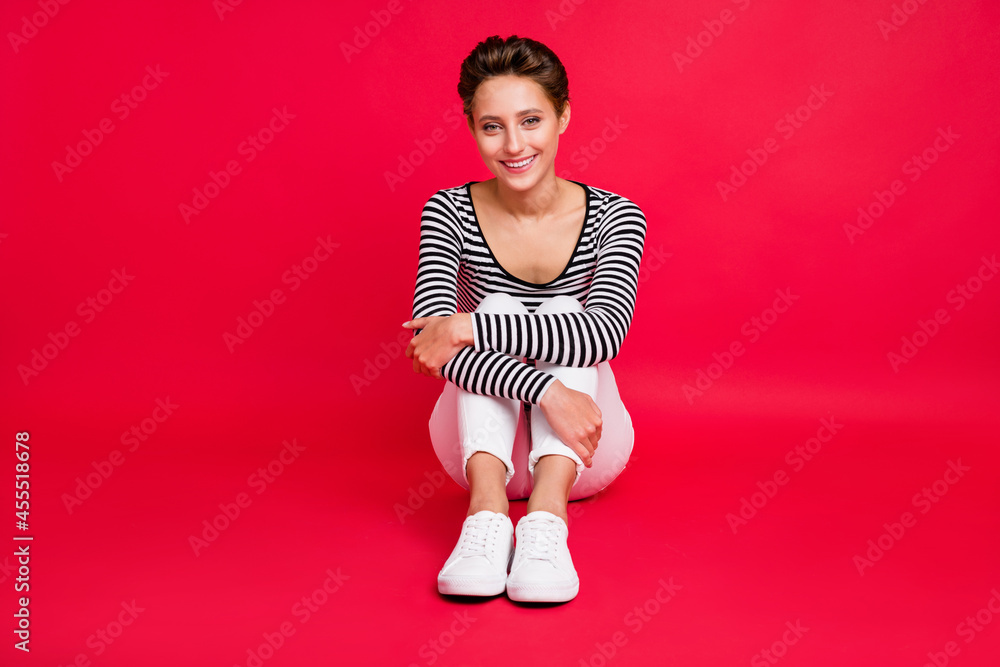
[427,292,635,501]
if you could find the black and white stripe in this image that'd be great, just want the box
[411,181,647,405]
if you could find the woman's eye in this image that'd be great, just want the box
[483,118,538,132]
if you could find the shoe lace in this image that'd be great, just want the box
[458,515,500,557]
[519,518,559,561]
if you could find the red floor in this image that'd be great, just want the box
[5,387,997,666]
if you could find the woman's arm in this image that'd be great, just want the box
[404,317,601,465]
[407,190,608,465]
[469,196,647,367]
[408,191,562,405]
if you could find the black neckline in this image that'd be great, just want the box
[464,180,591,288]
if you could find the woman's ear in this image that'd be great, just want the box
[558,103,571,134]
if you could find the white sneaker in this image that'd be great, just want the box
[506,510,579,602]
[437,510,514,596]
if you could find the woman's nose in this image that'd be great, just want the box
[505,129,525,155]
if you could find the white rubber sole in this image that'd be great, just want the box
[438,573,507,597]
[506,578,579,603]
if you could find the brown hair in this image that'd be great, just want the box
[458,35,570,125]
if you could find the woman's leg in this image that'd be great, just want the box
[428,382,533,503]
[576,361,635,499]
[526,295,635,512]
[430,293,533,596]
[429,293,636,510]
[426,292,534,512]
[507,295,634,602]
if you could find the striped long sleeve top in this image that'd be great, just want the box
[410,180,647,405]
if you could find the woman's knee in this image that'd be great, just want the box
[532,295,598,387]
[476,292,528,315]
[569,441,633,501]
[534,294,583,315]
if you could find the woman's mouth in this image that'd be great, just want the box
[500,154,537,173]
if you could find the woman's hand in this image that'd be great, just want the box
[402,313,473,380]
[537,380,603,468]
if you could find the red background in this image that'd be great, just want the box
[2,0,999,665]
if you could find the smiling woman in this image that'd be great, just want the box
[402,34,647,604]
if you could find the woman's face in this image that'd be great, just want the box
[467,75,569,193]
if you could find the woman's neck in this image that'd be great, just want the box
[487,172,566,225]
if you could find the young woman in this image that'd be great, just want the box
[403,35,646,603]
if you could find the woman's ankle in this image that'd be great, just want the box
[467,498,509,517]
[525,497,568,525]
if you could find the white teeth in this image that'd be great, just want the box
[504,155,535,168]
